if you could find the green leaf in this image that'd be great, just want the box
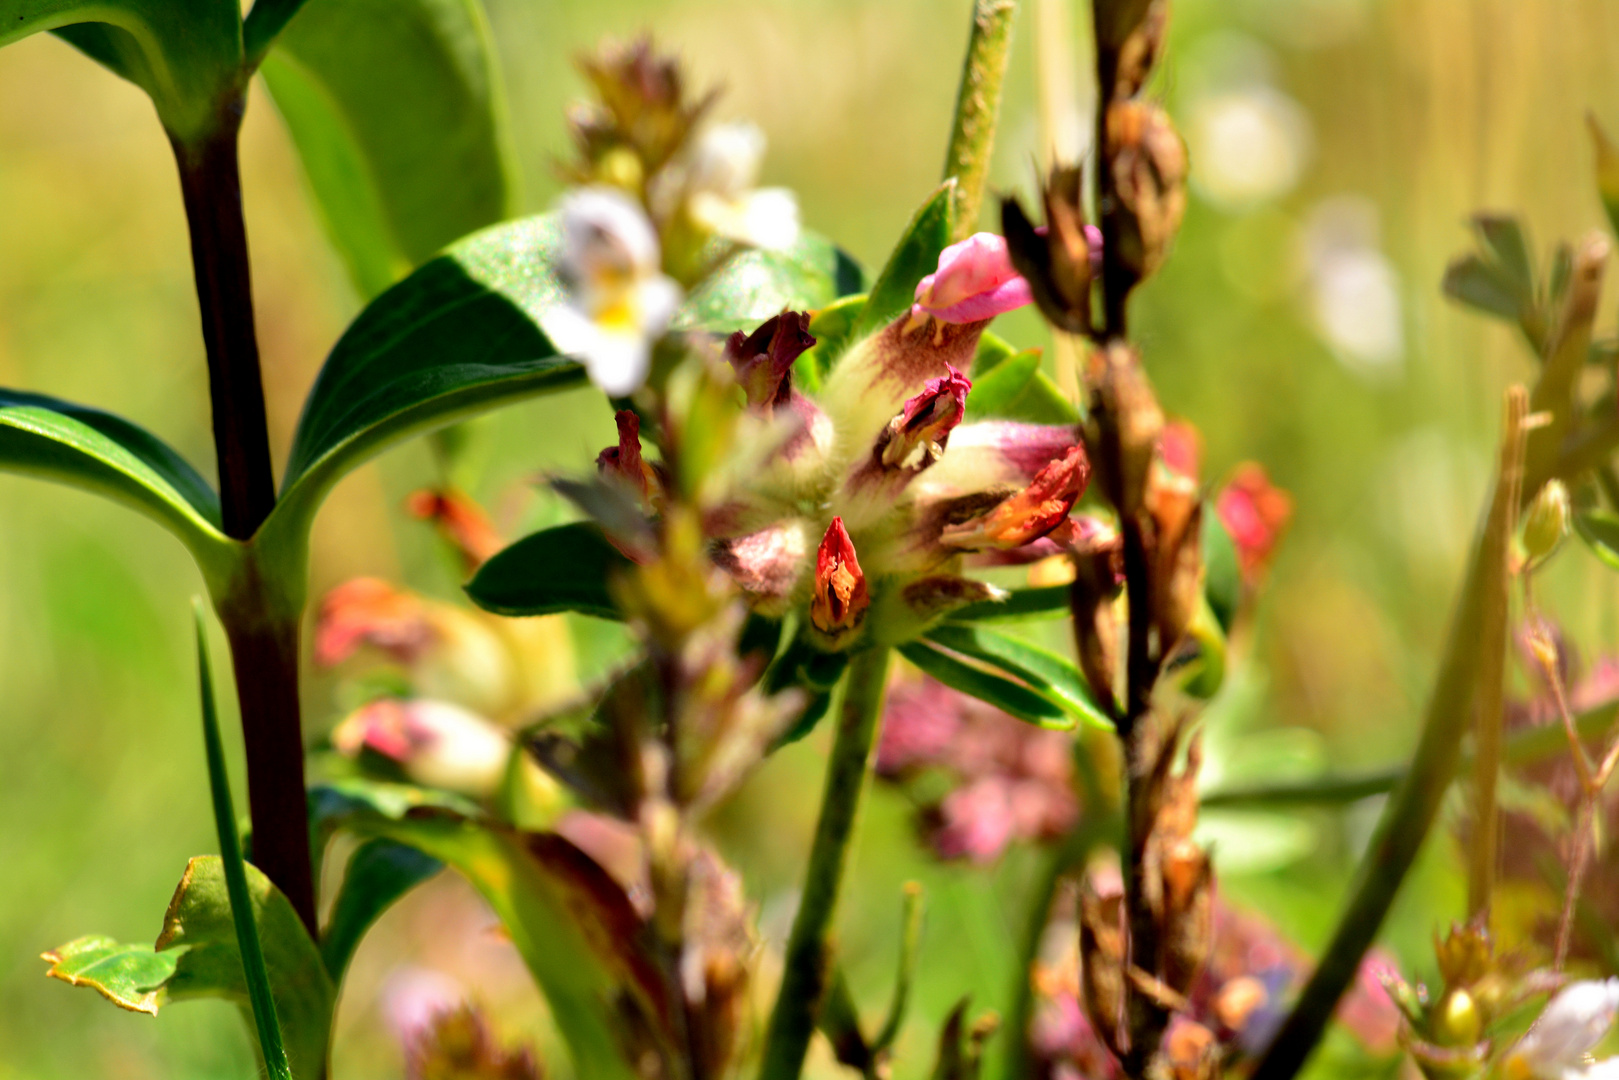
[27,2,241,142]
[42,936,180,1016]
[466,523,631,619]
[851,183,955,339]
[963,350,1081,424]
[897,641,1071,729]
[675,231,864,335]
[0,389,232,585]
[1203,511,1241,633]
[45,859,334,1078]
[340,809,651,1080]
[1472,215,1533,298]
[194,602,293,1080]
[271,214,589,539]
[973,330,1018,375]
[798,292,871,388]
[321,839,442,982]
[260,0,516,297]
[1576,508,1619,571]
[925,623,1111,730]
[1442,253,1524,323]
[1589,113,1619,241]
[945,585,1069,622]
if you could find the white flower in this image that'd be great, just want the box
[679,121,800,251]
[1506,980,1619,1080]
[543,187,682,396]
[332,698,514,798]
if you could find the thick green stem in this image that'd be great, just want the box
[758,647,894,1080]
[942,0,1018,241]
[1249,387,1529,1080]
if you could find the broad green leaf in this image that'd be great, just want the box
[260,0,516,297]
[42,936,179,1016]
[271,214,589,538]
[321,839,442,982]
[1589,113,1619,240]
[0,389,233,585]
[1203,511,1241,633]
[851,183,955,339]
[1576,508,1619,571]
[675,231,865,335]
[341,809,653,1080]
[897,640,1071,729]
[945,585,1069,623]
[963,350,1080,424]
[45,858,334,1078]
[25,2,241,142]
[925,623,1111,730]
[973,330,1018,375]
[466,523,631,620]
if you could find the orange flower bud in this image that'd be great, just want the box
[811,517,870,638]
[939,445,1091,550]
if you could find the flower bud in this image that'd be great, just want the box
[1106,100,1187,281]
[1000,165,1100,335]
[939,445,1091,550]
[723,311,817,411]
[405,488,505,571]
[332,699,513,798]
[1431,987,1483,1050]
[598,409,662,503]
[908,232,1033,327]
[1521,479,1571,568]
[1089,342,1163,516]
[811,517,870,642]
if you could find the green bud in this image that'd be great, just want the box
[1521,480,1571,567]
[1430,987,1482,1049]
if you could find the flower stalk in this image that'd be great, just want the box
[759,646,894,1080]
[942,0,1019,240]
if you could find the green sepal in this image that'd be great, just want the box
[1575,508,1619,571]
[972,330,1018,375]
[1202,510,1242,634]
[897,640,1072,729]
[851,183,955,339]
[466,522,631,619]
[260,0,517,296]
[924,623,1111,730]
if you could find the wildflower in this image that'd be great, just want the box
[405,488,506,571]
[909,233,1032,327]
[1216,463,1293,583]
[938,445,1091,550]
[597,409,662,503]
[541,187,682,396]
[1504,979,1619,1080]
[673,121,800,251]
[332,698,514,799]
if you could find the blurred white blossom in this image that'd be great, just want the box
[1188,87,1312,208]
[1300,196,1404,374]
[661,120,800,251]
[543,187,682,396]
[1505,979,1619,1080]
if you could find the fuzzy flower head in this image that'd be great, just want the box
[543,187,683,396]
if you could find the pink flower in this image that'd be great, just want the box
[1215,463,1294,581]
[910,233,1034,325]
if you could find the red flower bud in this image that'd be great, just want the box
[940,445,1091,550]
[597,409,659,499]
[811,517,870,636]
[879,367,972,469]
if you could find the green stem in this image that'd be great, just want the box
[194,602,294,1080]
[1249,387,1529,1080]
[942,0,1019,241]
[758,646,894,1080]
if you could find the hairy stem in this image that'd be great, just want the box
[759,646,894,1080]
[1250,387,1529,1080]
[942,0,1018,240]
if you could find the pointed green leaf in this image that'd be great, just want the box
[45,859,334,1078]
[1442,252,1524,323]
[20,1,242,142]
[925,623,1111,730]
[1575,508,1619,571]
[1471,215,1533,297]
[851,183,955,339]
[798,292,871,388]
[674,231,865,335]
[1589,113,1619,240]
[1203,511,1241,633]
[321,839,442,982]
[964,349,1080,424]
[0,389,232,584]
[42,936,180,1016]
[897,640,1071,729]
[260,0,516,297]
[945,585,1069,622]
[466,523,631,619]
[972,330,1018,375]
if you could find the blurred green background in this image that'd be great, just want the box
[3,0,1619,1076]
